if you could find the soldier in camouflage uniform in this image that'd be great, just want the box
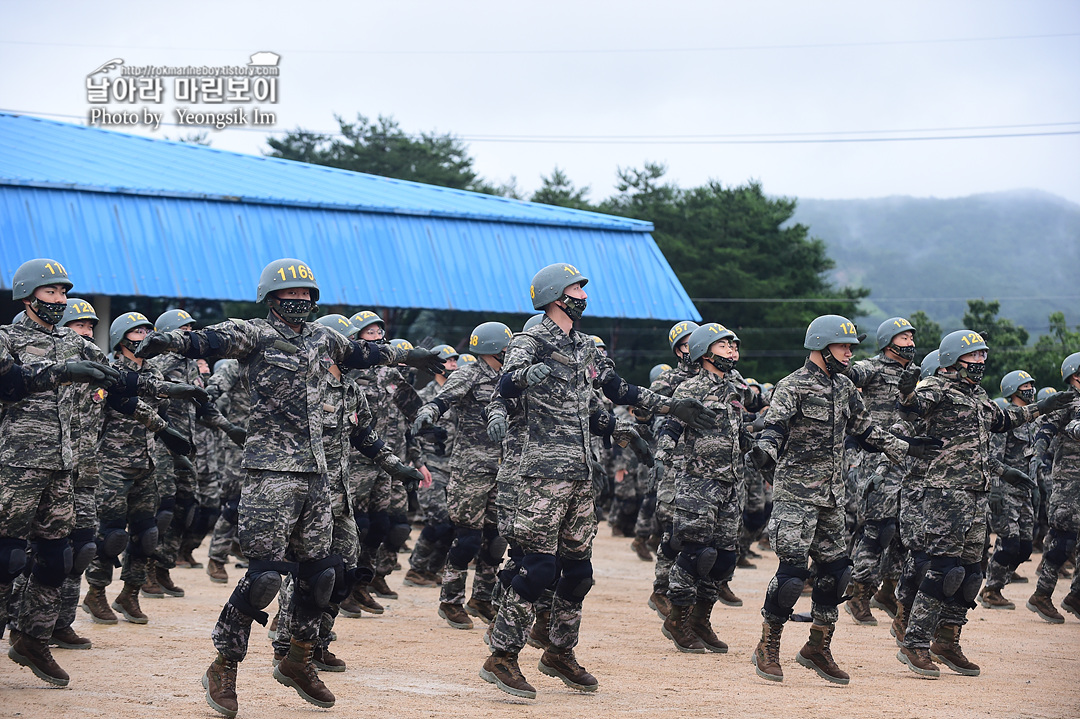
[180,359,225,568]
[205,358,249,584]
[481,263,715,699]
[750,315,914,686]
[894,331,1071,678]
[413,322,512,629]
[134,259,442,718]
[1026,353,1080,623]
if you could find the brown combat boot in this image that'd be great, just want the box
[312,646,346,672]
[81,585,118,625]
[890,601,909,646]
[1010,570,1028,584]
[717,581,743,607]
[796,623,850,684]
[1062,591,1080,620]
[339,584,383,617]
[157,566,185,597]
[113,582,149,624]
[8,631,70,686]
[631,537,653,562]
[930,624,980,676]
[403,568,437,587]
[439,602,474,630]
[844,581,878,626]
[897,645,940,678]
[539,647,598,692]
[662,604,706,653]
[737,554,757,569]
[141,570,165,599]
[979,586,1015,610]
[527,609,551,650]
[206,559,229,584]
[752,620,784,682]
[481,650,536,699]
[688,601,728,653]
[178,547,203,569]
[648,591,672,619]
[203,653,238,718]
[870,577,899,618]
[466,597,497,623]
[274,639,336,708]
[49,625,92,650]
[370,574,398,599]
[1026,590,1065,623]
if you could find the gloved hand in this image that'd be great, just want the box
[904,435,944,458]
[389,461,424,493]
[1037,390,1075,415]
[748,445,775,471]
[589,459,608,482]
[62,360,121,387]
[156,426,192,455]
[1000,466,1036,490]
[487,415,508,443]
[161,382,210,404]
[989,488,1004,517]
[172,454,195,472]
[134,331,172,359]
[410,405,439,437]
[525,363,552,387]
[669,398,718,431]
[404,348,445,375]
[224,423,247,447]
[898,366,921,396]
[751,414,767,432]
[625,431,655,468]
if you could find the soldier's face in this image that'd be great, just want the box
[276,287,311,301]
[709,338,738,359]
[66,319,95,338]
[959,349,987,363]
[178,324,194,333]
[892,330,915,347]
[360,325,384,341]
[126,326,150,343]
[564,282,587,300]
[675,339,690,360]
[827,343,854,364]
[443,357,458,372]
[32,284,68,304]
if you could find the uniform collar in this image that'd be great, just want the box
[267,310,310,339]
[16,312,58,335]
[803,357,833,380]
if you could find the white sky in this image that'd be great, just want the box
[2,0,1078,203]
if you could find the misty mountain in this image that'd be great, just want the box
[790,190,1080,337]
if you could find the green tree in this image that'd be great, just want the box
[531,167,594,210]
[908,310,942,361]
[1018,312,1080,391]
[962,299,1029,393]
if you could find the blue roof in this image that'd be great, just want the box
[0,113,700,320]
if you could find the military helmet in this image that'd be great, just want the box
[649,363,672,384]
[61,298,98,327]
[469,322,513,356]
[876,317,916,351]
[937,330,988,368]
[687,323,739,363]
[458,353,477,364]
[804,315,861,350]
[430,344,459,361]
[523,314,544,332]
[316,313,359,338]
[668,321,700,354]
[109,312,154,351]
[1062,352,1080,383]
[1037,387,1058,402]
[350,310,384,333]
[530,263,588,310]
[999,369,1035,399]
[213,358,236,374]
[590,335,606,349]
[11,258,73,300]
[920,349,941,380]
[156,309,195,334]
[255,258,319,303]
[390,338,413,352]
[993,397,1010,410]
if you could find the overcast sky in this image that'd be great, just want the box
[3,1,1078,204]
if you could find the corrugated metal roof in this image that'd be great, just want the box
[0,113,700,320]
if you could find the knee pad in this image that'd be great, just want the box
[420,521,454,544]
[221,495,240,525]
[230,559,295,625]
[155,496,176,536]
[0,537,29,584]
[96,522,129,567]
[69,528,97,576]
[743,508,768,533]
[128,516,159,559]
[659,529,680,560]
[447,527,483,570]
[869,519,897,551]
[919,556,962,601]
[192,505,219,537]
[510,553,558,603]
[480,527,508,567]
[812,557,853,607]
[675,543,718,579]
[31,538,72,588]
[1044,528,1075,567]
[707,549,738,582]
[764,562,811,618]
[354,512,370,544]
[555,557,594,601]
[384,519,411,552]
[958,562,982,607]
[994,536,1025,568]
[364,511,390,549]
[175,495,198,530]
[298,555,344,610]
[497,553,520,590]
[1016,539,1033,565]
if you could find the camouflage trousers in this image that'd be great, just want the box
[409,467,451,576]
[211,470,333,663]
[765,500,848,626]
[351,461,391,574]
[208,443,244,564]
[850,460,904,585]
[57,485,97,632]
[633,486,657,541]
[418,466,450,526]
[985,484,1036,590]
[652,464,676,594]
[903,487,987,650]
[86,463,157,590]
[668,476,739,606]
[441,470,498,606]
[151,445,197,570]
[375,477,410,578]
[1035,477,1080,596]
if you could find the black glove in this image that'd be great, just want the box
[487,415,508,443]
[389,462,424,492]
[898,366,921,396]
[224,423,247,447]
[669,398,718,431]
[751,414,767,432]
[1037,390,1075,415]
[172,454,195,472]
[525,363,552,386]
[410,405,439,437]
[134,331,173,359]
[989,488,1004,517]
[625,431,654,468]
[156,426,192,456]
[589,459,608,481]
[1000,466,1036,490]
[904,435,944,458]
[161,382,210,404]
[404,348,445,375]
[748,445,775,472]
[62,360,121,387]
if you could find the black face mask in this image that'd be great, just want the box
[1017,388,1036,404]
[558,294,587,321]
[889,343,917,361]
[270,297,316,323]
[821,347,849,375]
[958,361,986,383]
[29,298,68,326]
[705,353,737,373]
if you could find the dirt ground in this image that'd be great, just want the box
[3,532,1078,719]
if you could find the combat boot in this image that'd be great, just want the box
[631,537,653,561]
[8,631,69,686]
[113,582,149,624]
[844,582,877,626]
[1062,591,1080,620]
[312,646,346,672]
[370,574,398,599]
[538,647,598,692]
[141,570,165,599]
[752,620,784,682]
[439,602,474,630]
[648,591,672,619]
[897,645,940,678]
[206,559,229,584]
[49,625,92,650]
[178,547,203,569]
[157,566,185,597]
[870,577,899,618]
[796,623,850,685]
[737,554,757,569]
[930,624,980,676]
[273,639,336,708]
[717,581,743,607]
[340,584,383,617]
[688,601,728,653]
[403,568,437,587]
[527,609,551,650]
[481,650,536,699]
[81,585,118,625]
[203,653,238,718]
[890,601,909,646]
[1010,570,1028,584]
[1026,590,1065,623]
[978,586,1015,610]
[466,597,496,623]
[662,604,706,653]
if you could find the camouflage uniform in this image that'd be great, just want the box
[408,380,455,578]
[206,360,249,569]
[1032,396,1080,600]
[609,407,647,536]
[984,417,1037,591]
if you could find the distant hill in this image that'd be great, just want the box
[790,190,1080,337]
